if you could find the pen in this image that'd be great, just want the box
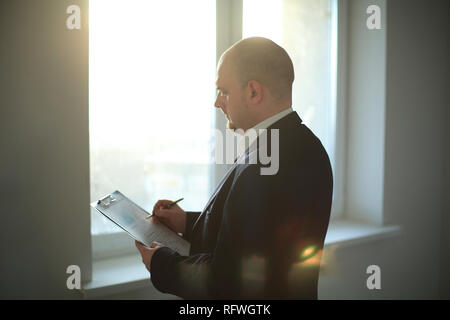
[146,198,184,219]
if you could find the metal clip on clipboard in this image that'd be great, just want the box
[97,194,117,208]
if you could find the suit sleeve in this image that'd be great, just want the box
[150,199,242,299]
[150,166,286,299]
[183,211,200,242]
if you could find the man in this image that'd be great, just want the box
[135,37,333,299]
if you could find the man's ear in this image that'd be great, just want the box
[247,80,263,103]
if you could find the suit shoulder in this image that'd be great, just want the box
[280,124,331,165]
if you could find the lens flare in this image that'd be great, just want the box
[300,245,318,262]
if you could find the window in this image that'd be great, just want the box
[89,0,342,257]
[89,0,216,235]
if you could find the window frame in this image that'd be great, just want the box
[330,0,348,220]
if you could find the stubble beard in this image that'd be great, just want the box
[226,119,236,131]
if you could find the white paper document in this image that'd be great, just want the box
[91,190,190,256]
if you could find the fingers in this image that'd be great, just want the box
[152,210,170,223]
[135,240,145,251]
[152,215,160,224]
[150,242,161,248]
[153,206,175,222]
[153,200,173,214]
[136,240,162,250]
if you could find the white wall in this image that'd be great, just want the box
[319,0,449,299]
[345,0,386,225]
[0,0,91,299]
[383,0,448,298]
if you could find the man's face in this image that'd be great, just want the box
[214,55,249,131]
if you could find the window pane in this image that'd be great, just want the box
[243,0,335,165]
[89,0,216,234]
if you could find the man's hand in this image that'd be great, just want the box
[152,199,187,234]
[135,241,164,272]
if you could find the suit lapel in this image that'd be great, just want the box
[191,161,239,233]
[189,112,302,240]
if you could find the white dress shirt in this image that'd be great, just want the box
[236,107,294,160]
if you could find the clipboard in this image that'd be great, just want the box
[90,190,190,256]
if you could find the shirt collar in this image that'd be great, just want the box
[251,107,294,132]
[236,107,294,159]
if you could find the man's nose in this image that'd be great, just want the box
[214,95,222,109]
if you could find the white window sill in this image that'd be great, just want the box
[82,219,402,299]
[324,219,402,249]
[82,254,150,299]
[81,254,180,299]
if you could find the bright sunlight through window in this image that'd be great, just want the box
[89,0,216,234]
[243,0,336,169]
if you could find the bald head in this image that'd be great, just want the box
[215,37,295,131]
[223,37,295,103]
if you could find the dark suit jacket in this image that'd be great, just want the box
[150,111,333,299]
